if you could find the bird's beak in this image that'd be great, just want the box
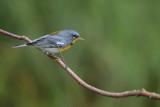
[79,37,84,40]
[72,36,84,44]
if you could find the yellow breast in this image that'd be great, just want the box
[60,45,71,51]
[60,38,83,52]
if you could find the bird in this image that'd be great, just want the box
[13,29,84,54]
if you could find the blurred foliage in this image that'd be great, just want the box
[0,0,160,107]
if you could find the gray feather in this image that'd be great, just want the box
[13,43,27,48]
[31,36,66,48]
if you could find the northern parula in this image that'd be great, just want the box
[13,29,84,54]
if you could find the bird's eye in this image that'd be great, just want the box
[72,34,77,39]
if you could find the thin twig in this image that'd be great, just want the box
[57,43,67,68]
[0,29,31,42]
[1,29,160,100]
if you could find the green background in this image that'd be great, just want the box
[0,0,160,107]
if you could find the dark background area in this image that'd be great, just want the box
[0,0,160,107]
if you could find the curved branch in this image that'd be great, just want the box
[1,29,160,100]
[0,29,31,42]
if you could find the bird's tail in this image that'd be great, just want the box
[13,43,27,48]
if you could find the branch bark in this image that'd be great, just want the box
[1,29,160,100]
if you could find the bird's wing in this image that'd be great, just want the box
[27,35,66,48]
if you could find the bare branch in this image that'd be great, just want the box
[1,29,160,100]
[0,29,31,42]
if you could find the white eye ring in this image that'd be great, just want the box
[72,34,77,39]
